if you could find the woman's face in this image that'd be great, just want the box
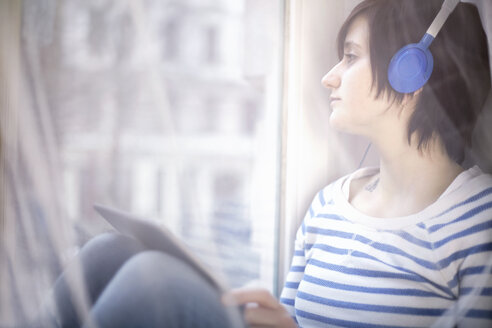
[322,15,397,136]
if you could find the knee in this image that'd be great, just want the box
[82,232,136,251]
[94,251,237,328]
[121,251,188,286]
[81,233,143,260]
[118,251,211,297]
[78,232,145,279]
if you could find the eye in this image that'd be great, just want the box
[344,53,357,64]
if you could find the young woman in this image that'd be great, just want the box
[228,0,492,327]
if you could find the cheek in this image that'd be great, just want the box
[341,62,372,106]
[347,67,372,103]
[338,66,372,112]
[328,62,381,131]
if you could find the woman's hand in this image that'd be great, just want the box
[222,288,297,328]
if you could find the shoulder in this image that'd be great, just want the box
[305,167,378,219]
[445,166,492,205]
[302,174,344,223]
[426,166,492,238]
[461,165,492,189]
[456,167,492,221]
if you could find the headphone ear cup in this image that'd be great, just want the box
[388,43,434,93]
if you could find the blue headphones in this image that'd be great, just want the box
[388,0,460,93]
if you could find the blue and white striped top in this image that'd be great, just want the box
[280,166,492,327]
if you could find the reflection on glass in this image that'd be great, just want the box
[40,0,281,289]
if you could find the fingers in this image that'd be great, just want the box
[223,288,280,309]
[243,306,281,326]
[244,304,297,328]
[222,288,298,328]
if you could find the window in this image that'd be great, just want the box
[41,0,283,292]
[205,26,219,64]
[162,18,179,61]
[8,0,492,323]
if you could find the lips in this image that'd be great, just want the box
[329,97,341,105]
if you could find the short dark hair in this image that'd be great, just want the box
[337,0,491,163]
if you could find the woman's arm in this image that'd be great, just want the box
[455,246,492,327]
[223,189,324,327]
[223,213,311,327]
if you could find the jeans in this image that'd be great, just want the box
[51,233,244,328]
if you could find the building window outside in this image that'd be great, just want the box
[42,0,282,291]
[205,26,219,64]
[162,19,179,61]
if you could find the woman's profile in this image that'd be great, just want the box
[276,0,492,327]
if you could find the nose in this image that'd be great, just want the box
[321,64,341,89]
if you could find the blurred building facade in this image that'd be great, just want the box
[41,0,281,288]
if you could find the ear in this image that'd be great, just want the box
[412,87,423,97]
[401,87,423,108]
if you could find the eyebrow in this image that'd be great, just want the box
[344,41,362,52]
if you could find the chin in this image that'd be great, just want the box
[329,110,365,135]
[329,112,349,132]
[329,114,362,136]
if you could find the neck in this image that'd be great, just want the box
[379,151,462,195]
[370,134,464,216]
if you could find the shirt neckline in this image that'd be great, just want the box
[336,165,483,230]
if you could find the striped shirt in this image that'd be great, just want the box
[280,166,492,327]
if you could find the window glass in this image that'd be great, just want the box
[40,0,283,290]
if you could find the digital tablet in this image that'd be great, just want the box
[93,204,226,292]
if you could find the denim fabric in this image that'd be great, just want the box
[51,233,244,328]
